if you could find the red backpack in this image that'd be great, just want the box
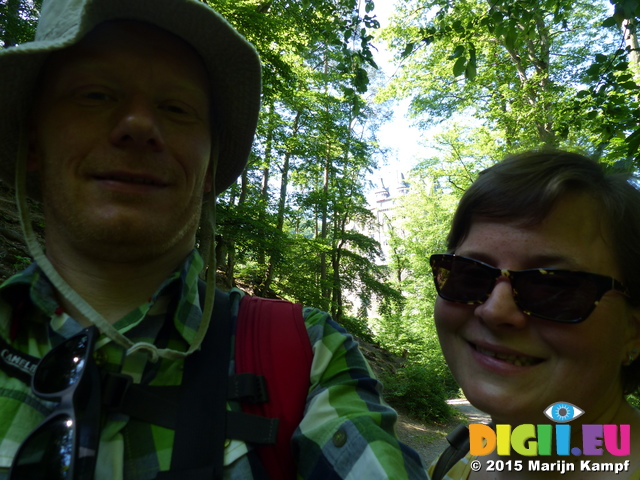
[235,295,313,478]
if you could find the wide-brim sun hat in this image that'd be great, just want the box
[0,0,262,195]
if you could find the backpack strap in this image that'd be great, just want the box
[234,295,313,480]
[0,334,39,385]
[432,421,496,480]
[431,424,470,480]
[156,287,233,480]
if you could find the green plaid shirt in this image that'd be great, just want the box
[0,250,426,479]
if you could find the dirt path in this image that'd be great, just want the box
[395,399,491,468]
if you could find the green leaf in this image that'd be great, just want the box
[452,20,465,33]
[586,64,601,76]
[453,56,467,77]
[466,46,477,80]
[465,62,477,80]
[365,1,375,13]
[621,0,640,18]
[450,44,465,59]
[402,42,416,58]
[626,128,640,153]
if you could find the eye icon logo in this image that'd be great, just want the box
[543,402,584,423]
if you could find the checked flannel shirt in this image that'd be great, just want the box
[0,250,427,479]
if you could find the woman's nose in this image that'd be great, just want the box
[474,277,529,328]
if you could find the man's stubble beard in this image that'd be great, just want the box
[42,187,204,265]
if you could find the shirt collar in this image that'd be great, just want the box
[0,249,206,345]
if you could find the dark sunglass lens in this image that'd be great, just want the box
[516,272,598,322]
[11,414,74,480]
[34,334,90,394]
[433,256,496,303]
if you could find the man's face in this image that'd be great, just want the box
[31,21,212,263]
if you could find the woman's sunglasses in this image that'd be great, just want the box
[10,327,102,480]
[430,254,629,323]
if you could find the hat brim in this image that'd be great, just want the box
[0,0,261,196]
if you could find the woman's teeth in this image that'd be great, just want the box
[476,346,540,366]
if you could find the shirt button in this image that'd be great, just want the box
[93,350,108,366]
[332,429,347,448]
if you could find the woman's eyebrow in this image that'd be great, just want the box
[454,250,583,270]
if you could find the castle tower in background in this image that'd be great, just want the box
[371,171,410,266]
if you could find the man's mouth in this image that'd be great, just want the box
[95,174,167,187]
[474,344,543,367]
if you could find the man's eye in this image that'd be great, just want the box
[84,91,110,100]
[160,101,196,116]
[163,103,189,114]
[160,101,203,122]
[72,87,113,104]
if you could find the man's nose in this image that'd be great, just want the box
[109,97,165,151]
[473,278,528,328]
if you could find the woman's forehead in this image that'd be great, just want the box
[460,193,619,274]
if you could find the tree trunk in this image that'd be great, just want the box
[622,18,640,83]
[263,110,302,292]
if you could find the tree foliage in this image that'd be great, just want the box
[379,0,637,159]
[200,0,399,322]
[0,0,40,48]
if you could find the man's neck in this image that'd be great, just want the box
[44,241,192,325]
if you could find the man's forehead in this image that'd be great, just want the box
[78,20,198,53]
[40,20,210,92]
[47,21,207,72]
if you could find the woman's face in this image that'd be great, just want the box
[435,193,640,425]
